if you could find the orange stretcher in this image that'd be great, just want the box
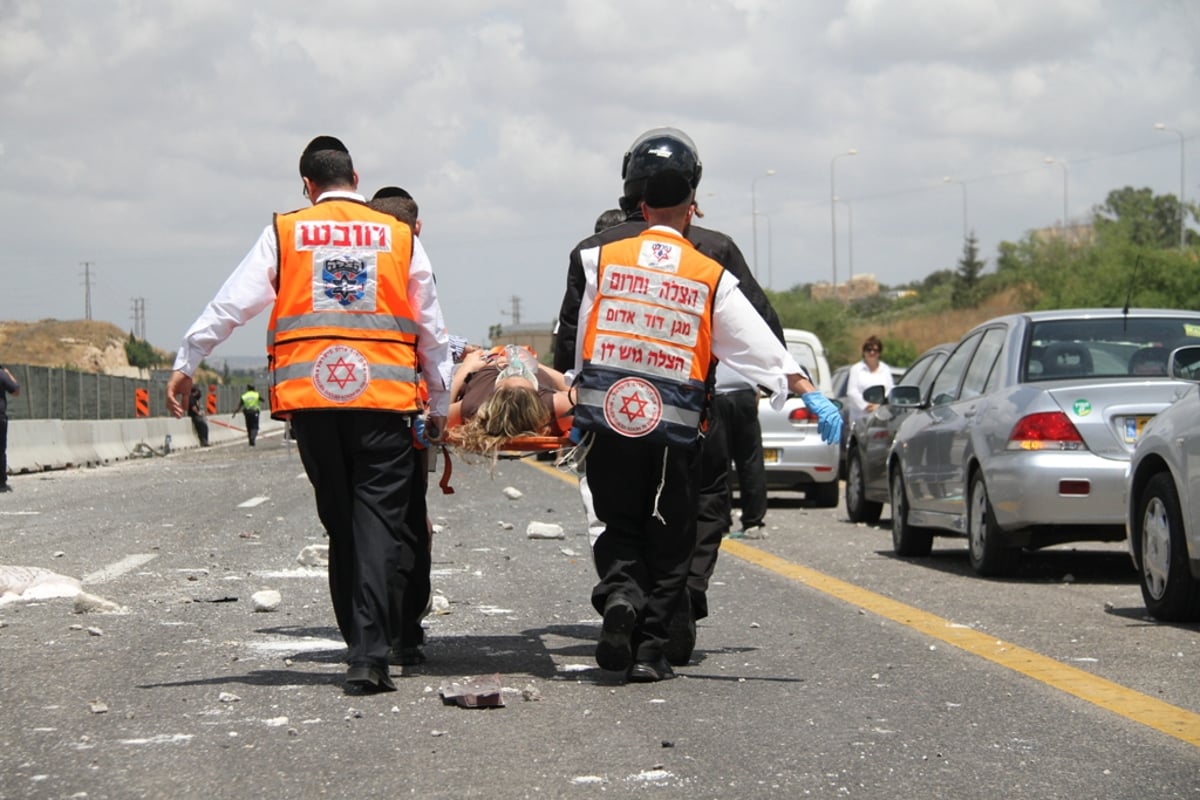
[430,433,575,495]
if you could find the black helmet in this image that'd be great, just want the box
[621,127,702,201]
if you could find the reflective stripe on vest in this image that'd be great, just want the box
[573,228,720,447]
[268,199,420,417]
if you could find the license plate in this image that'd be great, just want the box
[1123,415,1152,443]
[762,448,780,464]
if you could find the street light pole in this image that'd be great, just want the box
[844,201,854,284]
[1155,122,1187,249]
[830,149,857,296]
[1043,157,1069,235]
[751,169,776,278]
[943,176,968,240]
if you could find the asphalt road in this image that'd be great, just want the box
[1,433,1198,799]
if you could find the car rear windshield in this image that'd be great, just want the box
[788,342,821,384]
[1025,317,1200,381]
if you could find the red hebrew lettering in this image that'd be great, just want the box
[644,313,665,330]
[300,223,332,247]
[669,319,692,337]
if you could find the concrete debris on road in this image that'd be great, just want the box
[296,544,329,568]
[431,593,451,615]
[440,673,505,708]
[251,589,282,611]
[74,591,124,614]
[0,565,81,605]
[526,521,565,539]
[502,486,523,500]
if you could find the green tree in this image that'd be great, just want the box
[1094,186,1199,249]
[124,332,162,369]
[951,232,985,308]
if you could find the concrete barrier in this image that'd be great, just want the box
[6,417,285,477]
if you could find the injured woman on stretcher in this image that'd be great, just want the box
[445,345,575,457]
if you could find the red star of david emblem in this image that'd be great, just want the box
[325,357,358,389]
[618,390,649,422]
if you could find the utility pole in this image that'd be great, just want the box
[80,262,94,320]
[500,295,521,326]
[130,297,146,339]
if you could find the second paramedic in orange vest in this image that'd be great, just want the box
[568,163,842,683]
[166,136,453,694]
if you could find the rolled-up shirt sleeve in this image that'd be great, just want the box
[173,225,279,376]
[408,236,453,416]
[710,273,803,411]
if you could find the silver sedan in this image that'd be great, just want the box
[1125,344,1200,621]
[887,308,1200,576]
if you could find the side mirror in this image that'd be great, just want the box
[1168,345,1200,381]
[863,384,886,405]
[889,385,922,408]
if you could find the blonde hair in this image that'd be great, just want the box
[450,384,551,456]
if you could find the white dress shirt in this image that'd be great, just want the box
[172,190,453,416]
[846,358,894,424]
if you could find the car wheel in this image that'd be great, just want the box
[1136,472,1200,622]
[811,479,840,509]
[891,467,932,556]
[967,472,1019,577]
[846,450,883,524]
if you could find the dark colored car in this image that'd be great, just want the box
[844,343,955,524]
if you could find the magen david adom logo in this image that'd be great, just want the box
[603,376,662,437]
[312,345,370,403]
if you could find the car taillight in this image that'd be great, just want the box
[1006,411,1086,451]
[789,407,815,423]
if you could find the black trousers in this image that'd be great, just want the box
[189,413,209,446]
[691,410,730,621]
[588,432,697,663]
[0,416,8,485]
[243,410,260,445]
[714,389,768,529]
[290,410,427,668]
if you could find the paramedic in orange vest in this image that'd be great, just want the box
[567,166,842,683]
[166,136,453,694]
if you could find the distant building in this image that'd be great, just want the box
[812,273,881,303]
[1032,221,1095,247]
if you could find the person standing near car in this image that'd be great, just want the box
[713,360,769,539]
[846,335,894,425]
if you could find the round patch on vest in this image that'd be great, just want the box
[602,377,662,438]
[312,345,370,403]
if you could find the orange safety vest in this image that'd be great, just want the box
[573,227,721,447]
[267,199,421,419]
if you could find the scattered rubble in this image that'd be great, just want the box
[526,522,564,540]
[251,590,282,612]
[440,674,504,708]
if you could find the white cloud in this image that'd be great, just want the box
[0,0,1196,356]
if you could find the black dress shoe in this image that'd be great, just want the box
[345,663,397,693]
[388,645,426,667]
[628,658,675,683]
[595,595,637,672]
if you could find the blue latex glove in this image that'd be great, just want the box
[413,415,429,448]
[802,391,843,445]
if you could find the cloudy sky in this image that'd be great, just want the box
[2,1,1197,359]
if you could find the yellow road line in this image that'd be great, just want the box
[523,459,1200,748]
[723,538,1200,749]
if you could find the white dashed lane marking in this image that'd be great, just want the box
[82,554,158,585]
